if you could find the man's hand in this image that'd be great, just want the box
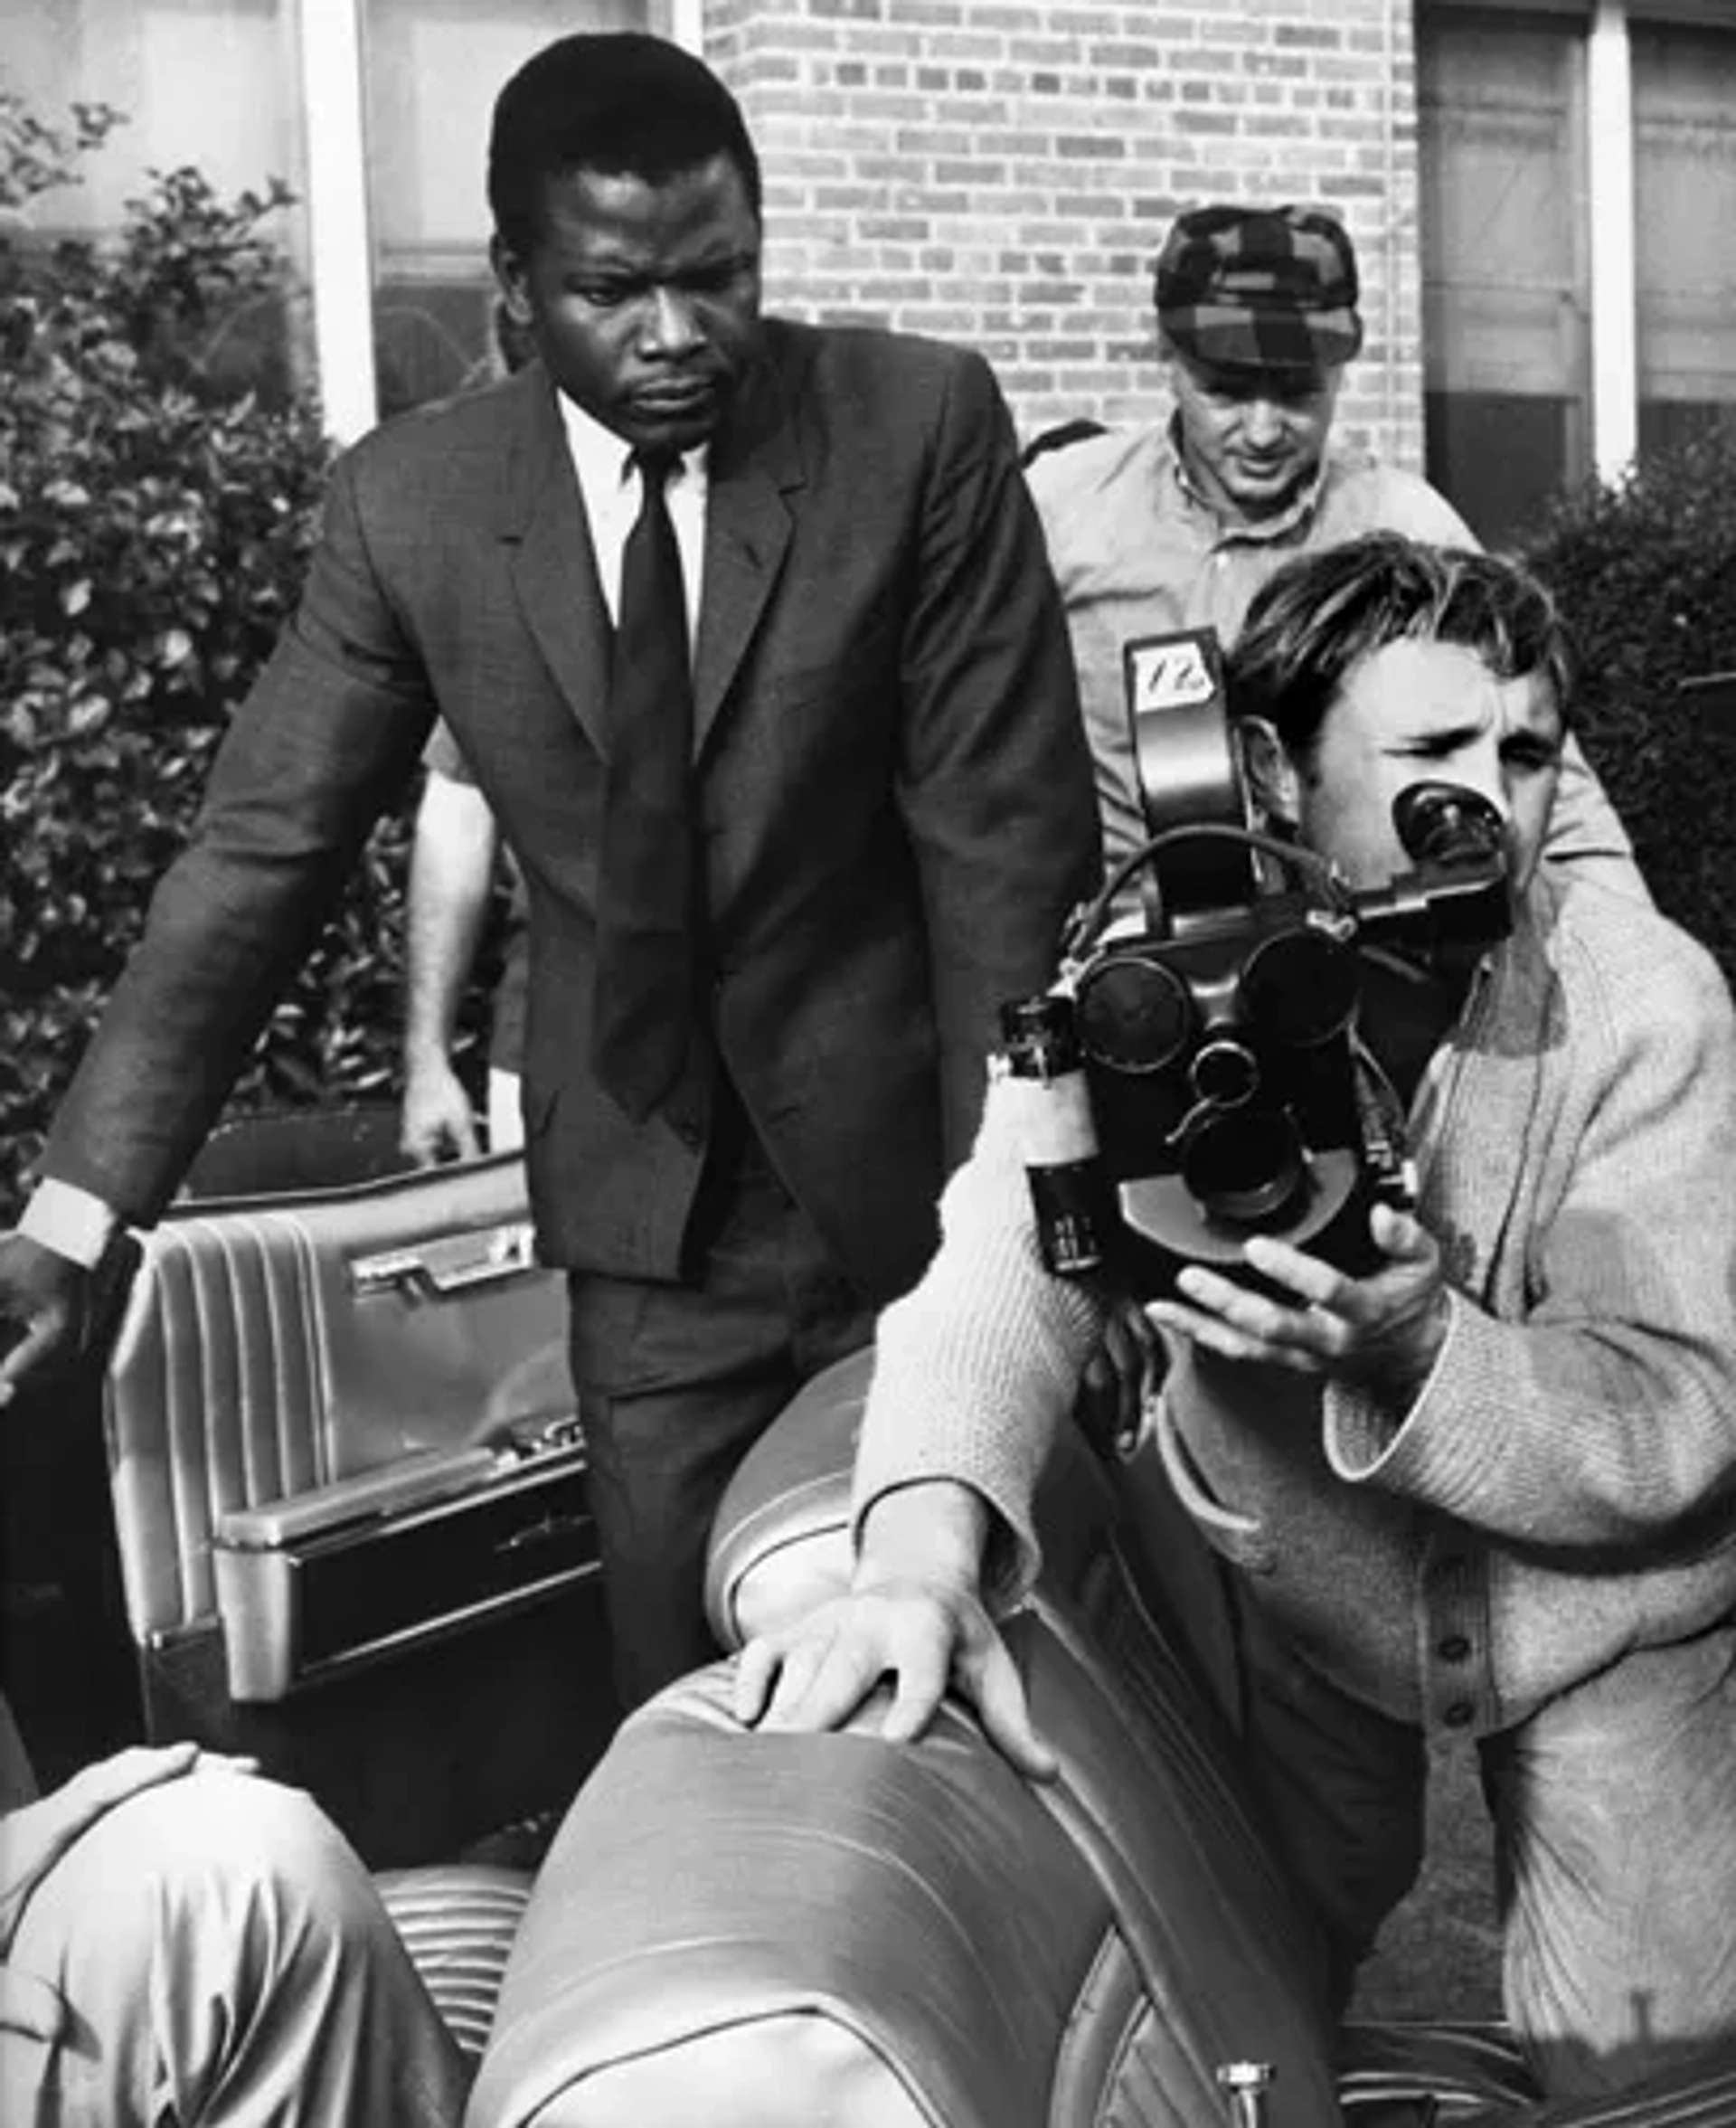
[732,1574,1057,1782]
[731,1480,1057,1783]
[399,1055,483,1168]
[1146,1201,1450,1404]
[0,1234,91,1412]
[1079,1292,1167,1457]
[1,1744,260,2020]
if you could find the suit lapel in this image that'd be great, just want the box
[493,348,805,762]
[498,367,613,759]
[693,348,802,759]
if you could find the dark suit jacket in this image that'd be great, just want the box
[46,320,1099,1303]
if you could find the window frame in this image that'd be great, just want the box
[1416,0,1733,521]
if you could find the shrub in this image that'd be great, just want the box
[1519,421,1736,986]
[0,99,467,1227]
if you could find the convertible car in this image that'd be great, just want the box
[22,1131,1735,2126]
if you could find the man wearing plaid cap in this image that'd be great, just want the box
[1026,202,1639,890]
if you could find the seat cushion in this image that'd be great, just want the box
[468,1614,1344,2128]
[1338,2021,1736,2124]
[1339,2021,1539,2117]
[376,1863,533,2058]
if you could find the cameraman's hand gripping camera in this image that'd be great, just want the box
[1000,629,1511,1301]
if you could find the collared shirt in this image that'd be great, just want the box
[21,392,712,1269]
[1025,421,1477,869]
[556,392,707,653]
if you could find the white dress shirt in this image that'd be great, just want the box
[558,392,706,649]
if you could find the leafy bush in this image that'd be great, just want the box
[1519,421,1736,985]
[1,98,437,1227]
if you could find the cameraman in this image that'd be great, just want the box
[736,535,1736,2100]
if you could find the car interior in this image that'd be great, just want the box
[5,1111,1735,2126]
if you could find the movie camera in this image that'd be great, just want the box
[1001,628,1511,1299]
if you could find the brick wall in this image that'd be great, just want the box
[706,0,1429,470]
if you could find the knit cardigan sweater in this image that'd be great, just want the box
[853,872,1736,1736]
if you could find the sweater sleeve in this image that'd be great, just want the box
[1326,905,1736,1554]
[850,1073,1109,1607]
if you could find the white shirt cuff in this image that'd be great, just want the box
[18,1180,121,1270]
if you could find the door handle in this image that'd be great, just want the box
[349,1220,540,1298]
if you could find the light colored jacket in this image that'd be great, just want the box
[854,871,1736,1736]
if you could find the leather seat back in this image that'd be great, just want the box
[475,1350,1736,2128]
[472,1349,1343,2128]
[707,1345,1244,1726]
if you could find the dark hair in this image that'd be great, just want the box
[487,33,762,256]
[1228,533,1574,760]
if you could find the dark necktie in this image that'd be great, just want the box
[591,448,697,1122]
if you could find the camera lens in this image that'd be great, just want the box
[1392,781,1505,866]
[1182,1105,1307,1225]
[1076,952,1194,1074]
[1240,927,1360,1049]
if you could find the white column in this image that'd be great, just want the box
[669,0,705,52]
[1586,0,1637,482]
[296,0,377,445]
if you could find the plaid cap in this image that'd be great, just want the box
[1154,204,1363,375]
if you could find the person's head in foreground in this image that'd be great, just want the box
[487,32,765,457]
[1155,202,1363,525]
[1230,531,1571,905]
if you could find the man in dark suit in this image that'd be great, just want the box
[0,33,1099,1704]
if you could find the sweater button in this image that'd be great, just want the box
[1442,1700,1475,1729]
[1437,1634,1471,1663]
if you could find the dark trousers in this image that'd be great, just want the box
[1230,1592,1429,2019]
[567,1134,875,1710]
